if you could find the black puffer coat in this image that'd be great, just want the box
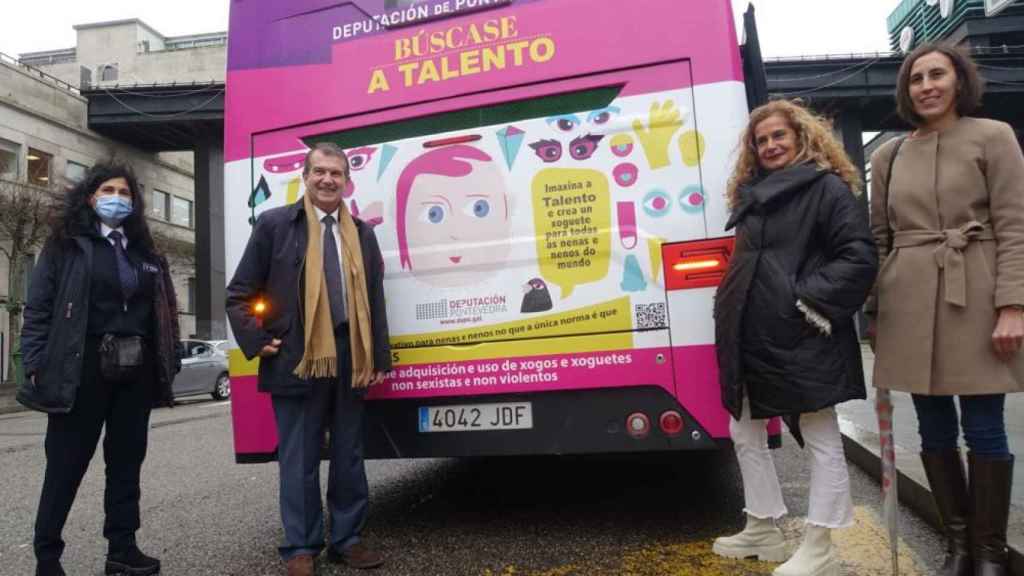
[714,164,877,423]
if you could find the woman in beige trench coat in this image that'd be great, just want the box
[868,42,1024,576]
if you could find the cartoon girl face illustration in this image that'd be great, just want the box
[396,145,512,287]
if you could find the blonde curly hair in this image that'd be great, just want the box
[726,99,863,210]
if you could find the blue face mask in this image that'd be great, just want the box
[94,195,133,226]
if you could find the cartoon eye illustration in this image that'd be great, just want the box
[465,198,491,218]
[610,134,634,158]
[529,139,563,163]
[613,163,639,187]
[679,185,706,214]
[421,204,447,224]
[569,134,604,161]
[587,106,620,126]
[546,114,581,133]
[346,146,377,171]
[642,189,672,218]
[263,152,306,174]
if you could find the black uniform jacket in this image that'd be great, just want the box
[714,164,878,424]
[226,199,392,396]
[18,229,182,413]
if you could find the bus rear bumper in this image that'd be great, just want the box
[365,386,724,459]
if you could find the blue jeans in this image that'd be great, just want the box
[911,394,1009,456]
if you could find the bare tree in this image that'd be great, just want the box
[0,178,58,387]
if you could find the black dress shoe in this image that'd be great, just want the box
[105,545,161,575]
[36,559,66,576]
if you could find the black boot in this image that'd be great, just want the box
[35,559,66,576]
[105,538,161,575]
[969,453,1014,576]
[921,450,973,576]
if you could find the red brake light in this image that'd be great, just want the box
[663,237,735,290]
[659,410,684,437]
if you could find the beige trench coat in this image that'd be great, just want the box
[868,117,1024,395]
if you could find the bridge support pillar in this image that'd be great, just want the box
[835,108,867,190]
[194,132,226,340]
[835,108,871,336]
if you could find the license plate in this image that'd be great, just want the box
[418,402,533,433]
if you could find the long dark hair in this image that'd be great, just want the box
[48,160,157,257]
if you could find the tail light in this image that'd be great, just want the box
[658,410,684,437]
[626,412,651,439]
[662,237,735,290]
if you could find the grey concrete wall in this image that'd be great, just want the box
[0,62,87,129]
[131,46,225,84]
[75,23,140,79]
[33,25,225,87]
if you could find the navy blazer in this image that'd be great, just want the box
[226,199,392,396]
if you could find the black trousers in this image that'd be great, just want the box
[34,339,153,562]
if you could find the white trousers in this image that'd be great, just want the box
[730,399,854,528]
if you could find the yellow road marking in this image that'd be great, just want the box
[481,507,926,575]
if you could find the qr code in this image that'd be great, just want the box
[416,300,448,321]
[634,303,667,329]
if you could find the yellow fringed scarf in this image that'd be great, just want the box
[293,194,376,388]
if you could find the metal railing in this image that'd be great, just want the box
[765,51,903,63]
[82,79,223,91]
[0,51,80,95]
[18,50,76,67]
[766,44,1024,63]
[160,36,227,52]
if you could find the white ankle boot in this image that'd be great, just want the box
[772,524,839,576]
[712,514,788,562]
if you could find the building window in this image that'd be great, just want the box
[171,196,192,228]
[187,277,196,314]
[99,64,118,82]
[27,148,52,186]
[65,160,88,184]
[152,189,169,220]
[21,254,34,300]
[0,139,18,180]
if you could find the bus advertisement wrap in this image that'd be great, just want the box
[225,0,779,460]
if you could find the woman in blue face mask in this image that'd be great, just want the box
[17,161,182,576]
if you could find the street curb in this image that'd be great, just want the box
[839,415,1024,575]
[0,389,24,415]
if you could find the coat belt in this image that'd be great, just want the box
[892,221,994,307]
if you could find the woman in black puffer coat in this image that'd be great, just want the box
[710,100,877,576]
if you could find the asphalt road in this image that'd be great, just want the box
[0,397,947,576]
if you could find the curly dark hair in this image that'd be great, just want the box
[47,160,157,257]
[896,42,984,127]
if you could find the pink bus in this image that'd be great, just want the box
[225,0,779,461]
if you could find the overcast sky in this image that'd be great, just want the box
[0,0,894,59]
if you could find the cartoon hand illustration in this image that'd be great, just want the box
[632,100,685,170]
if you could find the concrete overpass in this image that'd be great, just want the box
[84,82,225,339]
[765,47,1024,131]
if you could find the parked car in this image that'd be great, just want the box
[173,339,230,401]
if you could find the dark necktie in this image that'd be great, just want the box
[322,215,347,327]
[107,230,138,302]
